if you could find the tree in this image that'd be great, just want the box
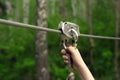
[79,0,87,20]
[59,0,66,18]
[5,0,13,39]
[51,0,56,15]
[87,0,94,66]
[114,0,119,80]
[5,0,13,20]
[35,0,49,80]
[71,0,77,22]
[0,2,6,18]
[23,0,29,23]
[14,0,20,22]
[14,0,20,21]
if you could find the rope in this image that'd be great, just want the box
[0,19,120,40]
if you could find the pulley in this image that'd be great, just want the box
[58,21,80,44]
[58,21,80,80]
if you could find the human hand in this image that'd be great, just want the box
[61,46,95,80]
[61,46,83,71]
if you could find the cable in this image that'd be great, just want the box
[79,34,120,40]
[0,19,60,33]
[0,19,120,40]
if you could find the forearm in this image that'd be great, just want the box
[77,59,95,80]
[61,47,94,80]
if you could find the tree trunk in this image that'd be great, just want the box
[0,2,6,18]
[5,0,13,38]
[15,0,20,21]
[35,0,49,80]
[5,0,13,20]
[59,0,66,18]
[79,0,87,20]
[23,0,29,23]
[114,0,119,80]
[71,0,77,22]
[87,0,94,66]
[51,0,56,15]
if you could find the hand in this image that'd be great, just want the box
[61,46,82,71]
[61,46,95,80]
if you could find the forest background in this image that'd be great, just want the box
[0,0,120,80]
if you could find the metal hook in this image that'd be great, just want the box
[58,21,80,80]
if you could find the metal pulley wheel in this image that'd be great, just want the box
[58,21,80,43]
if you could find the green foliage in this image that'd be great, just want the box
[0,0,36,79]
[0,0,120,80]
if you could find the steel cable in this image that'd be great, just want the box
[0,19,120,40]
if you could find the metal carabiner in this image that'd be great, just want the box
[62,40,75,80]
[58,21,80,80]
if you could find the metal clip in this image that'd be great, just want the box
[58,21,80,47]
[58,21,80,80]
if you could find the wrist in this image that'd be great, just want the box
[73,56,85,71]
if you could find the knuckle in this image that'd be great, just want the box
[61,49,66,54]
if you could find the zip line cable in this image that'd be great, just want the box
[0,19,120,40]
[0,19,60,33]
[79,34,120,40]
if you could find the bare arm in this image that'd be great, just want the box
[61,46,95,80]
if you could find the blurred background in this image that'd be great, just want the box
[0,0,120,80]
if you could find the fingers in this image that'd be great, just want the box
[62,54,69,64]
[61,49,66,55]
[64,59,69,64]
[61,49,69,64]
[61,46,78,64]
[66,46,76,55]
[62,55,68,60]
